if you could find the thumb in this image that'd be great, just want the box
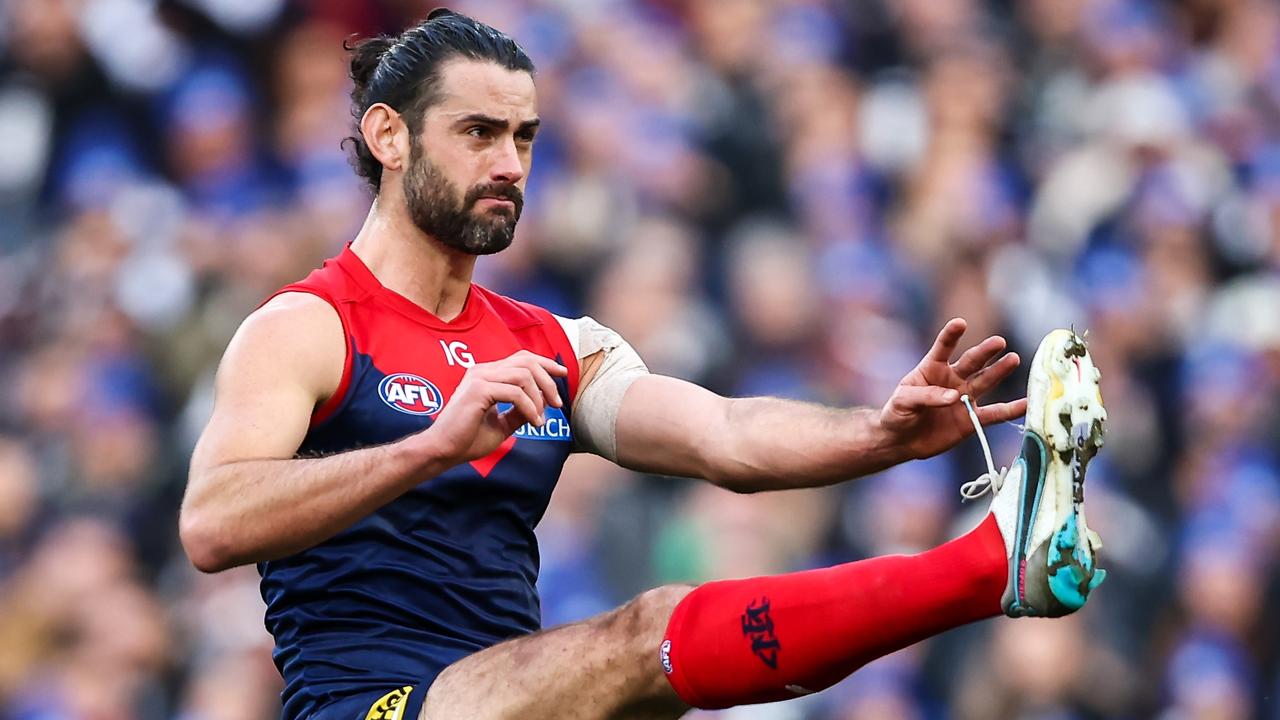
[892,385,961,411]
[494,406,526,435]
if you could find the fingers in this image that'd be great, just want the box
[925,318,967,363]
[976,398,1028,425]
[526,363,563,408]
[462,350,569,429]
[951,335,1006,379]
[893,384,961,409]
[482,350,565,408]
[493,405,529,436]
[511,350,569,377]
[482,381,543,428]
[508,351,566,405]
[966,352,1021,397]
[485,364,561,410]
[484,367,546,421]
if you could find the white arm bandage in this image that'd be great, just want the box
[553,315,649,461]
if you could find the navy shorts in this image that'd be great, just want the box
[313,685,426,720]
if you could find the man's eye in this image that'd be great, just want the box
[467,126,489,139]
[516,131,536,144]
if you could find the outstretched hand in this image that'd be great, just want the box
[879,318,1028,461]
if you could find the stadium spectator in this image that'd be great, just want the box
[0,0,1276,717]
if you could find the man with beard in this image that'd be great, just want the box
[180,9,1108,720]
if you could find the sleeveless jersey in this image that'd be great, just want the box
[257,246,581,719]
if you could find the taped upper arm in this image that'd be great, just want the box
[554,315,649,460]
[190,292,346,474]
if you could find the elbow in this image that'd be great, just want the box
[715,479,763,494]
[699,399,765,494]
[702,461,765,494]
[178,507,237,573]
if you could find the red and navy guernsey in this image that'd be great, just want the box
[257,246,581,719]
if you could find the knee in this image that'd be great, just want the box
[634,584,696,623]
[609,584,695,645]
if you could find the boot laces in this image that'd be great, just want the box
[958,394,1008,500]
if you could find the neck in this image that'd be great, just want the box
[349,193,477,322]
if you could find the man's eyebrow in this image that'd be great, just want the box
[454,114,541,132]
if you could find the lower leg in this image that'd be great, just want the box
[419,585,694,720]
[662,514,1007,709]
[419,515,1006,718]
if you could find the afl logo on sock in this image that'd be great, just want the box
[379,374,443,416]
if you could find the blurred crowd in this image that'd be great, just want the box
[0,0,1278,718]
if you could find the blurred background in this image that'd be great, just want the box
[0,0,1278,718]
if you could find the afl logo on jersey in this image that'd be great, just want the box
[378,373,444,416]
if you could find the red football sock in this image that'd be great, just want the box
[661,513,1007,709]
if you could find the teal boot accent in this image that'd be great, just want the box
[1089,568,1107,591]
[1046,515,1094,611]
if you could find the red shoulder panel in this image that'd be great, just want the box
[260,255,360,426]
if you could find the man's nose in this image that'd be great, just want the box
[488,137,524,185]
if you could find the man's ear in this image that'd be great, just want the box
[360,103,410,174]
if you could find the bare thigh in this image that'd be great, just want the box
[418,585,694,720]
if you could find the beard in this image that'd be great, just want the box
[402,141,524,256]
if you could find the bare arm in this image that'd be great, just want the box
[614,319,1028,493]
[615,381,896,491]
[181,293,566,572]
